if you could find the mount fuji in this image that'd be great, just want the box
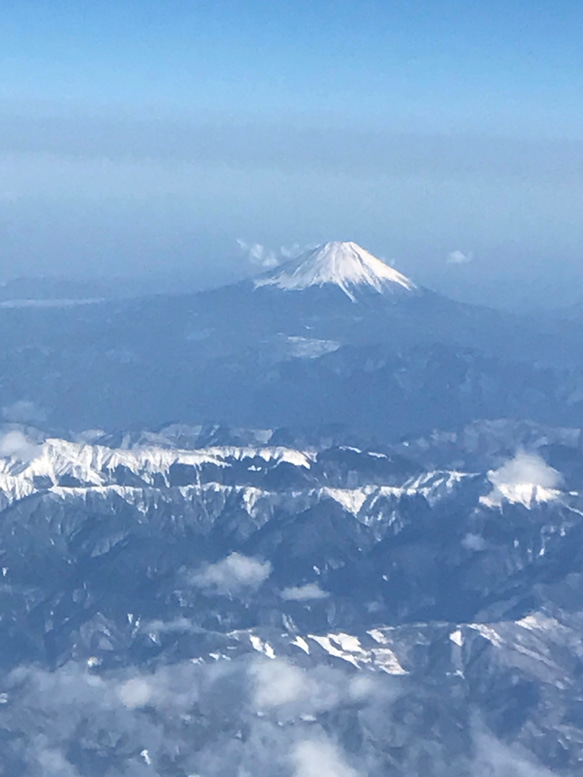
[254,241,417,301]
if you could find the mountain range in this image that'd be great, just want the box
[0,419,582,774]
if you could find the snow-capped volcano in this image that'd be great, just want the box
[254,241,417,301]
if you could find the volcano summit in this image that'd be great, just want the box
[254,241,417,301]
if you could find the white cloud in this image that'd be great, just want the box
[35,748,81,777]
[117,677,153,709]
[462,533,487,552]
[237,239,318,269]
[446,249,473,264]
[116,663,207,714]
[292,737,359,777]
[0,430,41,462]
[191,552,272,595]
[347,674,378,702]
[483,450,562,507]
[490,450,561,490]
[280,583,329,601]
[251,659,309,708]
[237,239,280,268]
[249,659,351,718]
[145,617,198,633]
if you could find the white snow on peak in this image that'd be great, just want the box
[254,241,416,301]
[480,483,561,509]
[309,632,408,674]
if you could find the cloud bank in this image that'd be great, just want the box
[0,656,554,777]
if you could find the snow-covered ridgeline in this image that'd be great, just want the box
[480,482,563,509]
[0,434,479,517]
[0,471,468,517]
[147,611,572,679]
[0,436,568,514]
[243,629,408,675]
[0,439,315,504]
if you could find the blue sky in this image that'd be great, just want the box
[1,0,582,304]
[4,0,582,134]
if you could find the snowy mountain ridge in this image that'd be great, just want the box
[0,436,569,515]
[254,241,417,301]
[0,437,466,507]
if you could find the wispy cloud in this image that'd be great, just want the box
[236,239,280,268]
[446,249,473,264]
[2,400,46,424]
[3,105,582,184]
[237,239,316,269]
[292,737,359,777]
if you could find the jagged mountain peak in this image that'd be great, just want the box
[254,241,417,301]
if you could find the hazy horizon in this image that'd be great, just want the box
[1,1,582,308]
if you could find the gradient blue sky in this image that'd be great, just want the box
[1,0,582,304]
